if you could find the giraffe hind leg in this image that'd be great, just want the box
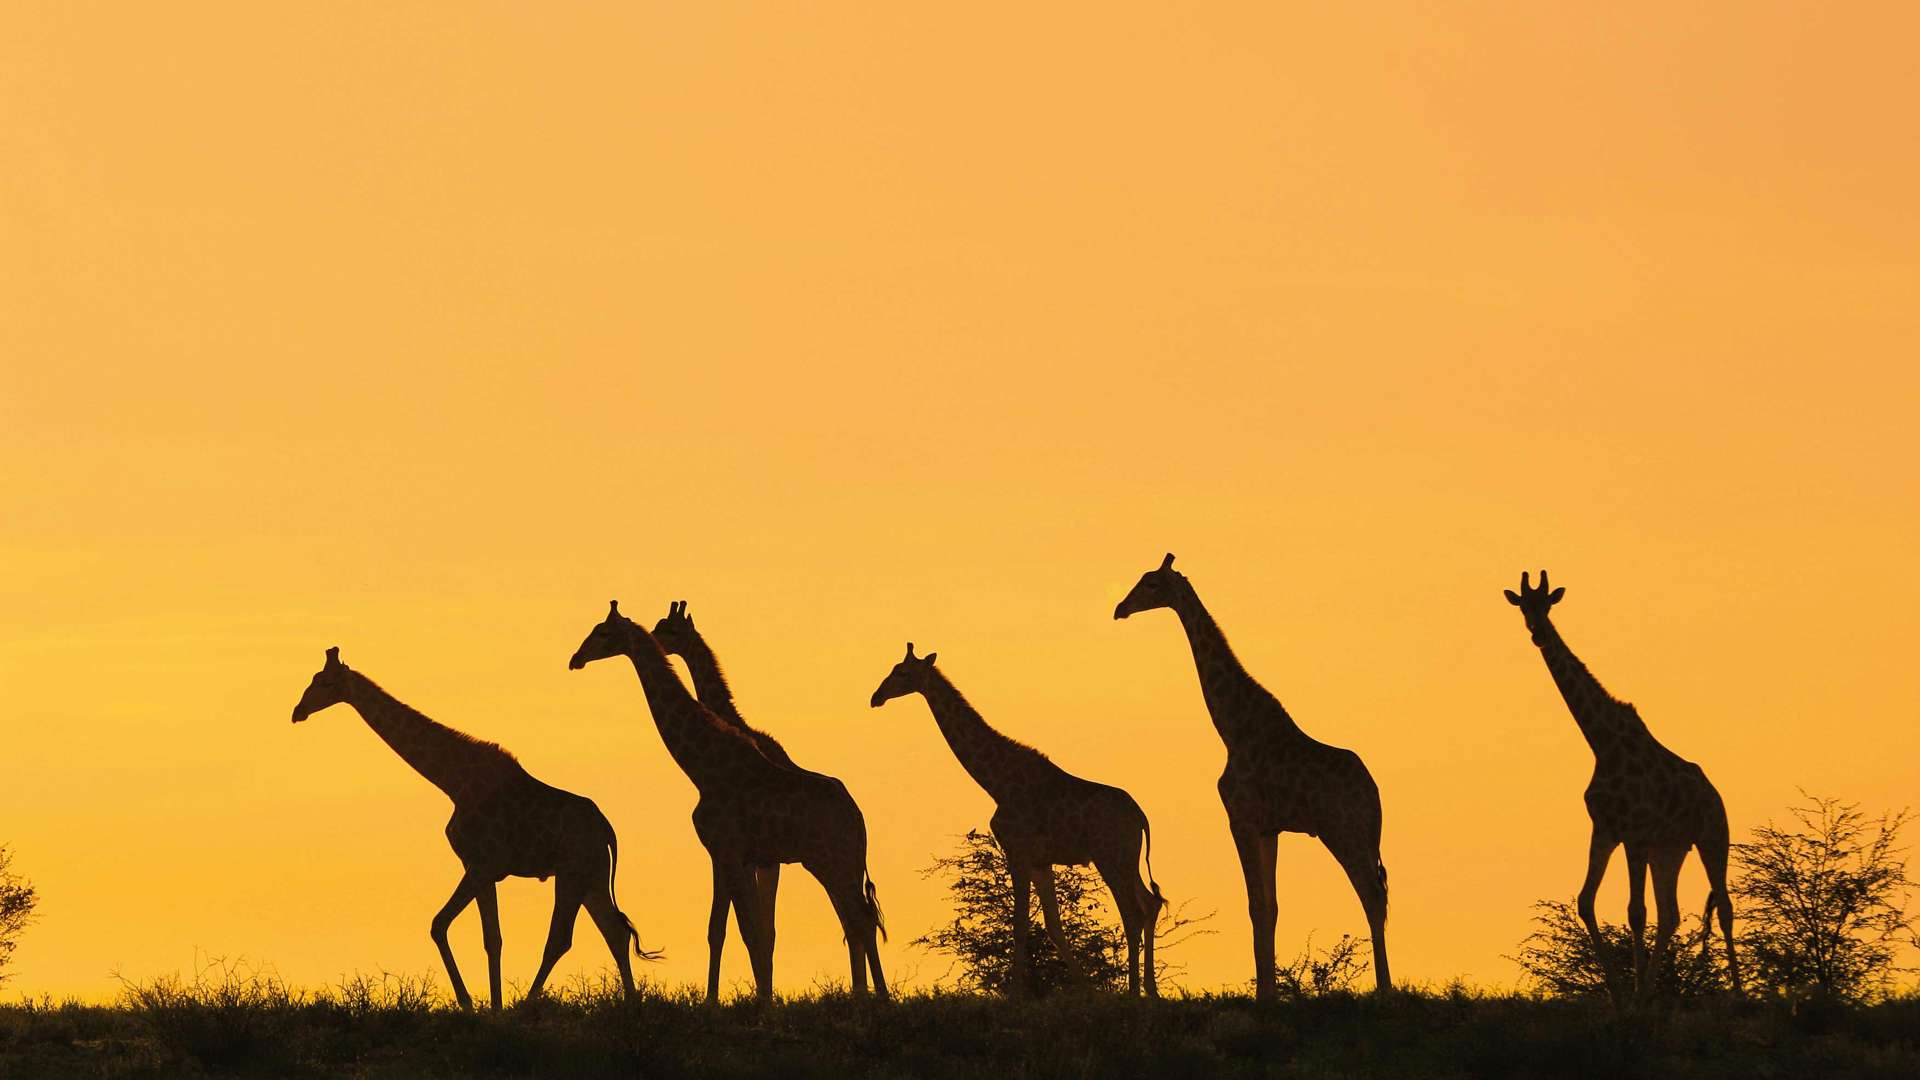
[526,874,589,1002]
[863,876,890,1000]
[1332,842,1391,992]
[1698,831,1740,996]
[1094,858,1143,995]
[581,879,638,997]
[1032,865,1086,989]
[809,860,879,998]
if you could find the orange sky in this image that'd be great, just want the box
[4,3,1917,1000]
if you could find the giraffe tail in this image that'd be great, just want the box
[1142,817,1167,916]
[865,873,889,943]
[603,815,665,963]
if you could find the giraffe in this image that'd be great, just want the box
[648,599,889,999]
[569,602,888,1004]
[1504,570,1739,1002]
[869,643,1166,997]
[1114,554,1391,997]
[289,646,655,1011]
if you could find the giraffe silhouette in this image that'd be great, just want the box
[569,602,887,1004]
[649,599,889,1000]
[290,646,655,1011]
[870,643,1166,997]
[1505,570,1740,1001]
[1115,554,1391,997]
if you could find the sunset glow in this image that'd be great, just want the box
[4,3,1917,1000]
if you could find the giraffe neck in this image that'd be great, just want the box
[672,630,742,725]
[1526,613,1645,757]
[671,627,798,769]
[339,671,518,804]
[918,667,1046,802]
[1170,579,1301,746]
[617,622,762,789]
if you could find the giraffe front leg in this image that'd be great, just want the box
[1231,825,1278,1002]
[1008,861,1033,998]
[705,858,729,1005]
[748,864,780,1006]
[1644,845,1688,1003]
[474,880,504,1010]
[1625,843,1650,1001]
[429,872,482,1011]
[1576,827,1621,1004]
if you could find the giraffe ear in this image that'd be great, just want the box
[1160,553,1175,571]
[923,651,937,665]
[325,646,342,667]
[1504,590,1522,606]
[1548,587,1565,604]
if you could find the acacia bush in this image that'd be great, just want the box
[914,829,1212,994]
[0,846,36,986]
[1733,794,1915,1003]
[1511,900,1725,1001]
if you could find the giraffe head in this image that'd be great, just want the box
[869,642,938,708]
[291,646,351,723]
[650,600,698,659]
[1113,553,1186,620]
[569,600,635,670]
[1504,570,1565,637]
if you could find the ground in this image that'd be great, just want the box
[1,978,1915,1079]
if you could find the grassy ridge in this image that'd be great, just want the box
[2,977,1917,1079]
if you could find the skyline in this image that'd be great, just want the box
[4,2,1918,1000]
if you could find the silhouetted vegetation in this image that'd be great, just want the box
[1269,932,1372,999]
[0,846,35,987]
[1512,902,1726,1002]
[4,974,1918,1078]
[914,829,1212,994]
[1732,794,1915,1004]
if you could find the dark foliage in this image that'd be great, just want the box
[1511,901,1726,1001]
[0,846,36,987]
[1733,794,1916,1003]
[914,829,1212,994]
[1270,932,1372,999]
